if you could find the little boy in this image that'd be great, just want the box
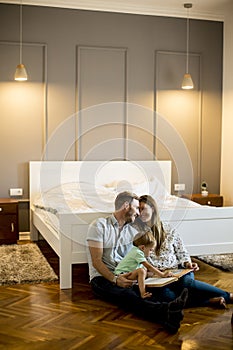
[115,231,173,298]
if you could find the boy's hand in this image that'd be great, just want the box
[162,270,174,277]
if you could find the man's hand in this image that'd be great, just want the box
[116,272,136,288]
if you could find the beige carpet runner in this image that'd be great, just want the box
[0,243,58,286]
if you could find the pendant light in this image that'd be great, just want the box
[182,3,193,90]
[14,0,28,81]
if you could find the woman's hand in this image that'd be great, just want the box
[185,261,199,271]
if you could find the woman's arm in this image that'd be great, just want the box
[172,228,192,263]
[172,228,199,271]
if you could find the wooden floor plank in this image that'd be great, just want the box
[0,241,233,350]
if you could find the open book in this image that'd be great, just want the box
[144,268,193,287]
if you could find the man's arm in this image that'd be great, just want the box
[88,240,134,288]
[88,240,116,282]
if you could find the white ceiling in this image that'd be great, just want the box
[1,0,232,21]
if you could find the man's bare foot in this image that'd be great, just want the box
[209,297,227,309]
[141,291,152,299]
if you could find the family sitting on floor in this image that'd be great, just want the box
[86,191,233,333]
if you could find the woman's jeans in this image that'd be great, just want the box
[155,272,231,307]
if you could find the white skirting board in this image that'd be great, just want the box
[19,231,31,241]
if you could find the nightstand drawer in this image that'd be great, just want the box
[0,199,19,244]
[0,203,18,214]
[182,194,223,207]
[192,196,223,207]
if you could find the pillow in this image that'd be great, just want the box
[103,176,169,198]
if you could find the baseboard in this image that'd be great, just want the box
[19,231,31,241]
[188,242,233,255]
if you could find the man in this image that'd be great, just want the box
[86,191,187,333]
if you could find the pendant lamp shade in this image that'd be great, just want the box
[15,0,28,81]
[182,3,193,90]
[182,73,194,90]
[15,63,28,81]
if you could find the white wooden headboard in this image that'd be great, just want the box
[29,160,171,205]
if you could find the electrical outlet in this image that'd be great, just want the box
[174,184,185,191]
[9,188,23,196]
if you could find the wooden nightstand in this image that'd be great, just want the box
[182,193,223,207]
[0,198,19,244]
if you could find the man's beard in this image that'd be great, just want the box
[125,206,136,223]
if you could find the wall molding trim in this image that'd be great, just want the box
[0,1,226,21]
[75,45,128,160]
[154,50,202,193]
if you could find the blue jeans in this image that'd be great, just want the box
[155,272,231,307]
[91,276,174,324]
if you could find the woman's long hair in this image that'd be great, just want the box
[139,195,166,255]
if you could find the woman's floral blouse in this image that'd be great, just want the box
[148,222,192,270]
[133,219,191,270]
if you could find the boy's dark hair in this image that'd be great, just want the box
[115,191,139,210]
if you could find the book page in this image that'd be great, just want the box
[145,276,178,287]
[169,268,193,278]
[144,269,193,287]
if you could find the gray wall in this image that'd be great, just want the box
[0,4,223,204]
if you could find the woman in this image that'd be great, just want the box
[133,194,233,308]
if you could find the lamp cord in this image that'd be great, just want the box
[186,7,190,74]
[19,0,23,64]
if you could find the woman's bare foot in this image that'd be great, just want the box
[141,291,152,299]
[229,293,233,303]
[209,297,227,309]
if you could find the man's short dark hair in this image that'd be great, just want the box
[115,191,139,210]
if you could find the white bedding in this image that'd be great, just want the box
[34,207,60,233]
[33,180,200,220]
[33,182,116,214]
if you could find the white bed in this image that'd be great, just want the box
[30,160,233,289]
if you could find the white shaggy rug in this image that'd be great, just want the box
[0,243,58,286]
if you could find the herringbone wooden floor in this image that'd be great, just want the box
[0,241,233,350]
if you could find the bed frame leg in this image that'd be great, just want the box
[30,223,39,241]
[59,232,72,289]
[59,261,72,289]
